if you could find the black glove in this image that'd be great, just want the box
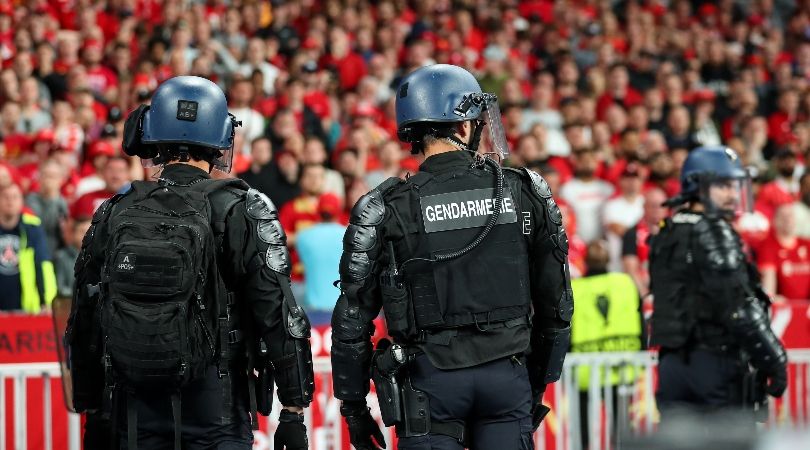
[766,364,788,398]
[342,401,386,450]
[274,410,308,450]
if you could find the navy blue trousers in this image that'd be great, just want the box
[397,354,534,450]
[656,349,747,422]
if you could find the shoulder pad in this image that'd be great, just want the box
[695,218,745,271]
[245,188,278,220]
[266,244,291,275]
[521,167,553,199]
[257,218,286,245]
[350,189,386,226]
[343,223,377,252]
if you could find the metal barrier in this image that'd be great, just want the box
[2,351,809,450]
[0,363,80,450]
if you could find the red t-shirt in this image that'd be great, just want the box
[280,196,321,282]
[758,235,810,301]
[2,134,31,161]
[320,52,367,91]
[755,180,797,221]
[595,89,643,121]
[86,65,119,96]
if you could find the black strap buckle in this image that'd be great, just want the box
[228,330,242,345]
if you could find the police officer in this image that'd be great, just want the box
[330,64,573,450]
[649,146,788,421]
[67,76,314,449]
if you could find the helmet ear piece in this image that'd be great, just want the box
[123,104,158,159]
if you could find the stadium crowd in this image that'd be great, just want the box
[1,0,810,316]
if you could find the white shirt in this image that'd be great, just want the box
[603,194,644,272]
[795,201,810,239]
[560,178,615,243]
[238,62,280,96]
[229,107,266,157]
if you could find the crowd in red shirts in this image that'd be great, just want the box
[3,0,810,310]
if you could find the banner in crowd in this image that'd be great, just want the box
[2,301,810,450]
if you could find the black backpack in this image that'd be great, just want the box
[100,178,246,449]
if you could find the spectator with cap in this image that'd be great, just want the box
[295,192,347,315]
[71,156,130,220]
[74,140,116,198]
[0,182,56,313]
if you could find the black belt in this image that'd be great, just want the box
[431,421,469,447]
[414,316,530,345]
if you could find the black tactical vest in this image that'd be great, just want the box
[384,165,532,340]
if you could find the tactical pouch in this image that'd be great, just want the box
[399,377,430,437]
[256,365,275,416]
[380,271,413,339]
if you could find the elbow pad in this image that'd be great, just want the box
[729,299,787,374]
[528,325,571,386]
[271,298,315,407]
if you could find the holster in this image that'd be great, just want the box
[399,376,430,437]
[256,363,275,416]
[371,339,404,426]
[742,366,769,423]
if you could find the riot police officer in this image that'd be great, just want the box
[330,64,573,450]
[67,76,314,449]
[649,146,788,421]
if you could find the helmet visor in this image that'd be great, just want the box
[477,96,509,160]
[700,174,753,218]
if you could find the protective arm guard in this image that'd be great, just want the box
[527,326,572,386]
[728,298,787,377]
[331,186,388,404]
[245,189,314,407]
[515,168,574,385]
[269,297,315,407]
[331,294,375,402]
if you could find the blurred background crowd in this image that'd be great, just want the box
[2,0,810,319]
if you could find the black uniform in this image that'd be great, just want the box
[331,151,573,449]
[68,164,314,449]
[649,210,787,420]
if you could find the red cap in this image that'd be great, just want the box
[0,4,13,16]
[87,140,116,158]
[699,4,717,17]
[34,128,55,143]
[318,193,343,217]
[301,37,319,50]
[693,89,716,102]
[352,103,378,118]
[82,39,103,52]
